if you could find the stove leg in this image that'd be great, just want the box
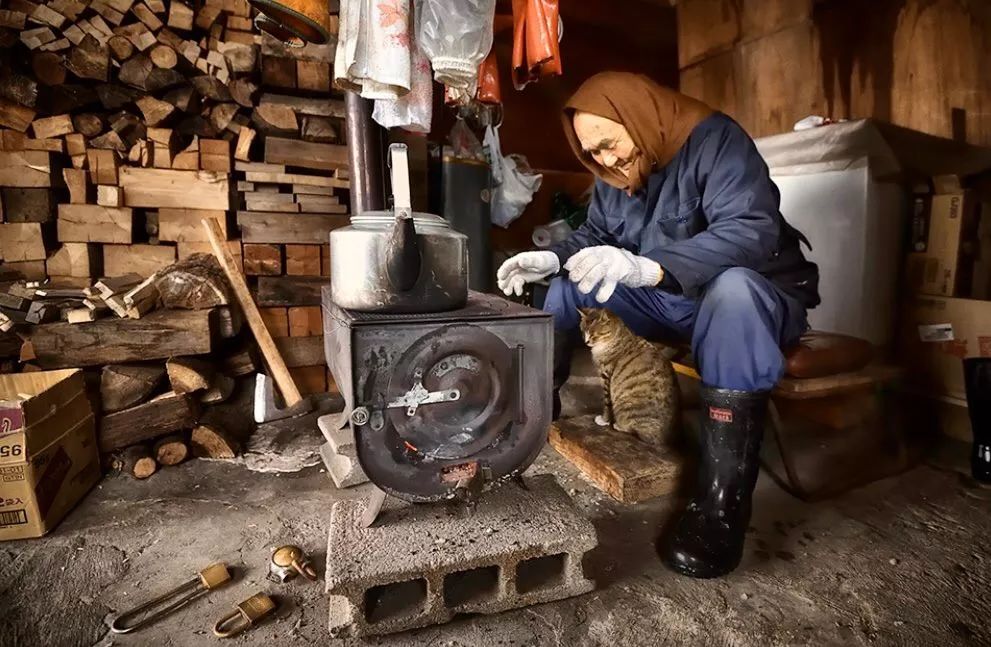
[359,487,388,528]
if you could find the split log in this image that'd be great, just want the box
[2,186,55,221]
[73,113,105,137]
[190,423,238,458]
[89,129,127,152]
[0,100,37,132]
[120,444,157,478]
[62,169,88,204]
[166,355,214,393]
[251,104,298,136]
[260,93,345,119]
[167,0,193,30]
[116,22,156,51]
[260,55,295,88]
[301,116,336,143]
[31,52,66,86]
[47,242,100,278]
[233,126,255,162]
[86,148,120,184]
[107,34,134,60]
[170,135,198,169]
[31,113,73,139]
[118,53,153,89]
[189,74,230,101]
[208,103,237,133]
[0,150,52,186]
[65,34,109,82]
[149,43,177,68]
[127,139,149,166]
[216,41,254,73]
[146,67,185,92]
[0,69,38,110]
[0,223,46,261]
[30,307,221,368]
[98,391,199,451]
[132,2,163,30]
[31,4,66,29]
[0,9,26,29]
[96,83,138,110]
[100,362,165,412]
[163,85,199,113]
[20,27,57,50]
[156,27,183,50]
[155,249,231,307]
[200,373,233,403]
[227,77,256,108]
[147,127,177,168]
[136,95,174,126]
[96,184,123,207]
[153,433,188,465]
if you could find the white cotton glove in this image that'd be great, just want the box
[496,251,561,296]
[564,245,663,303]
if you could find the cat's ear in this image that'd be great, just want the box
[577,307,591,320]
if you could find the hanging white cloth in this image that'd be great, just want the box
[372,1,433,132]
[334,0,412,100]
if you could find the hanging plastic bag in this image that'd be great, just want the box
[448,119,485,160]
[372,0,433,132]
[416,0,496,101]
[484,125,542,228]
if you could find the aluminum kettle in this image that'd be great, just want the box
[329,144,469,313]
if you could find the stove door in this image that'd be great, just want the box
[355,323,539,502]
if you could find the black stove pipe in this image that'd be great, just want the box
[344,91,386,214]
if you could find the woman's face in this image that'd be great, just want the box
[572,111,639,178]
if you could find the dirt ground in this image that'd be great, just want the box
[2,376,990,646]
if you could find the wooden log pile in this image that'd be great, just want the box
[0,0,347,398]
[0,253,260,480]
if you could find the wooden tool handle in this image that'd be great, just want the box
[202,218,303,407]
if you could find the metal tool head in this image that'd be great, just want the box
[253,373,315,423]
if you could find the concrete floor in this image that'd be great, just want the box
[2,378,990,646]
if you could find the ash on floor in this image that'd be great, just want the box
[1,434,989,647]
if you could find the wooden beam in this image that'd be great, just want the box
[58,204,133,243]
[118,167,230,209]
[237,211,348,244]
[46,242,100,277]
[30,307,220,368]
[0,223,46,261]
[0,150,52,187]
[103,243,176,277]
[242,243,282,275]
[99,391,199,452]
[285,244,321,276]
[264,137,347,172]
[158,208,227,242]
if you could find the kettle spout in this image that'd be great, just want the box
[385,212,421,292]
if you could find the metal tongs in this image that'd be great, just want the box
[109,562,232,634]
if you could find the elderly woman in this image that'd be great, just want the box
[497,72,819,579]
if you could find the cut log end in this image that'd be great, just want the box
[153,433,189,466]
[190,423,239,459]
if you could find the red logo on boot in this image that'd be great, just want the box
[709,406,733,423]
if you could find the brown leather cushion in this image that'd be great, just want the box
[784,331,874,379]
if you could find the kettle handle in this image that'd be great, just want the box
[385,144,421,292]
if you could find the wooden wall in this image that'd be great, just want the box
[677,0,991,145]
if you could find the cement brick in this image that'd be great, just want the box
[325,474,597,637]
[320,442,368,488]
[317,411,358,457]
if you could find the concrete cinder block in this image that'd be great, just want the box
[317,412,359,458]
[320,442,368,488]
[325,474,597,637]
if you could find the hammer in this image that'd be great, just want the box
[203,218,315,423]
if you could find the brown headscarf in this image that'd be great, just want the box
[562,72,714,193]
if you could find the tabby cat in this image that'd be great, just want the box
[578,307,680,447]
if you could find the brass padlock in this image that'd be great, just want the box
[111,563,232,634]
[213,592,276,638]
[268,545,318,583]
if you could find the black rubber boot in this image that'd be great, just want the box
[662,386,769,578]
[552,329,578,420]
[964,358,991,483]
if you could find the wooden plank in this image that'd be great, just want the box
[46,242,99,277]
[237,211,348,244]
[285,244,321,276]
[274,334,323,367]
[118,167,230,209]
[30,307,219,368]
[100,363,165,412]
[0,150,52,187]
[244,192,297,212]
[264,137,348,172]
[242,243,281,275]
[158,208,227,242]
[296,195,347,213]
[243,171,348,188]
[548,416,683,503]
[256,275,327,306]
[0,99,37,133]
[260,93,345,118]
[288,305,321,337]
[295,59,330,92]
[260,55,296,89]
[676,0,740,68]
[57,204,133,243]
[0,223,46,261]
[87,148,119,184]
[99,391,199,452]
[103,243,176,277]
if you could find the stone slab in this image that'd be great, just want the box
[325,474,597,637]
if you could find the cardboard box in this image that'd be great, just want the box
[899,296,991,402]
[910,176,982,297]
[0,369,100,541]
